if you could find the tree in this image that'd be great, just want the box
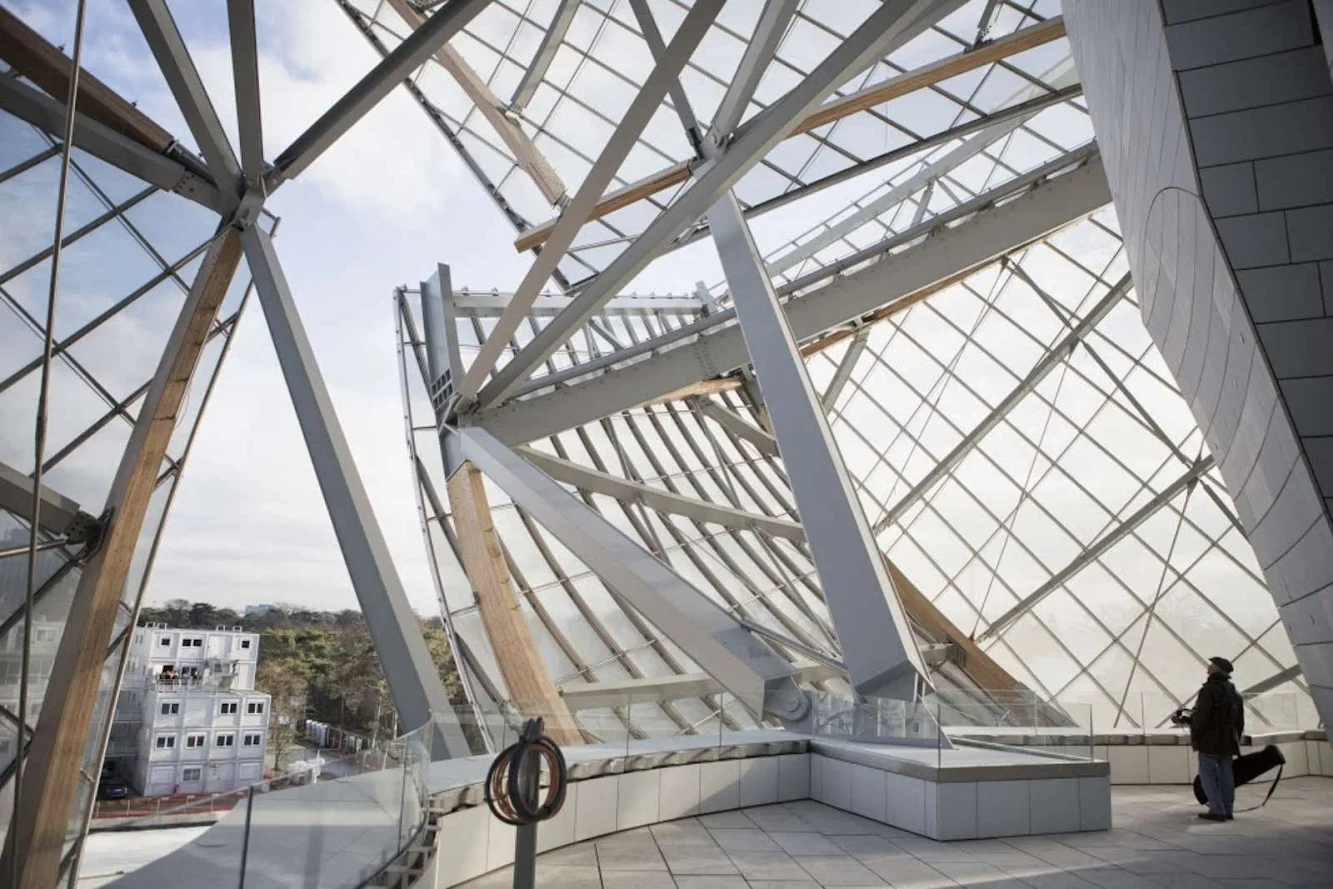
[256,658,305,771]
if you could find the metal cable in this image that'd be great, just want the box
[14,1,89,880]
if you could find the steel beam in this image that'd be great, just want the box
[471,152,1110,445]
[451,425,800,718]
[515,445,802,540]
[0,461,84,537]
[509,0,580,112]
[708,190,927,700]
[240,226,469,757]
[822,328,869,411]
[476,0,963,405]
[384,0,566,205]
[693,398,779,457]
[0,76,223,211]
[450,290,701,317]
[226,0,265,185]
[271,0,491,184]
[1,230,242,889]
[710,0,799,141]
[127,0,242,195]
[1241,664,1303,696]
[872,272,1133,535]
[978,455,1217,642]
[456,0,722,403]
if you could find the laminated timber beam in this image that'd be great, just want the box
[512,16,1067,254]
[1,229,242,889]
[445,460,583,745]
[0,5,174,152]
[384,0,566,205]
[471,150,1109,445]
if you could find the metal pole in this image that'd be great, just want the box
[512,743,539,889]
[238,789,254,889]
[12,4,87,885]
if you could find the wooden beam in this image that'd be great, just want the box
[386,0,567,205]
[514,160,692,253]
[0,5,175,152]
[1,228,242,888]
[790,18,1066,136]
[882,556,1026,697]
[445,460,582,745]
[640,376,741,407]
[513,17,1066,253]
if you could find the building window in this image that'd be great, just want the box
[181,767,202,782]
[159,636,171,647]
[33,626,56,643]
[155,735,176,750]
[160,702,179,716]
[220,702,238,715]
[244,733,262,747]
[182,637,202,648]
[240,639,251,649]
[216,734,235,747]
[247,701,264,715]
[186,734,206,748]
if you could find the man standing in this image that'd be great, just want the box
[1190,656,1244,821]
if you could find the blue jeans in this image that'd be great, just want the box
[1198,753,1235,815]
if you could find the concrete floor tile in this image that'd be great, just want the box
[660,845,740,876]
[600,872,678,889]
[745,882,821,889]
[697,812,755,829]
[769,831,845,856]
[796,856,889,886]
[672,878,748,889]
[708,827,780,852]
[725,851,810,880]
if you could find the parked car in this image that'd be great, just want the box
[98,776,131,800]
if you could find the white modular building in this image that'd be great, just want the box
[110,625,271,797]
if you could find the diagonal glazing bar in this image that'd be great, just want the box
[821,328,869,411]
[271,0,491,185]
[450,290,701,317]
[452,425,799,718]
[509,0,580,112]
[872,272,1133,535]
[710,0,798,140]
[455,0,723,403]
[226,0,264,183]
[515,445,802,540]
[0,77,223,211]
[977,454,1217,643]
[472,151,1110,445]
[126,0,242,194]
[709,190,927,700]
[384,0,566,204]
[479,0,963,406]
[241,226,470,758]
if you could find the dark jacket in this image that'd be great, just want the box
[1190,673,1244,756]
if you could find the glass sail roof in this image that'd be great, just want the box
[369,0,1313,736]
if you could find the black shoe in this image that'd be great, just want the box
[1197,813,1227,822]
[1226,814,1234,821]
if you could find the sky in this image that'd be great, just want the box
[10,0,565,614]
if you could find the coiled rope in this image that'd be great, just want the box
[485,717,568,826]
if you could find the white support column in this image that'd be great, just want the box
[452,425,803,719]
[708,191,928,701]
[241,227,469,757]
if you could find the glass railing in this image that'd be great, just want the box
[93,718,435,889]
[924,689,1096,761]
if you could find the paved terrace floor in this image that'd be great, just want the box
[458,778,1333,889]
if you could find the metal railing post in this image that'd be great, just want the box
[238,789,254,889]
